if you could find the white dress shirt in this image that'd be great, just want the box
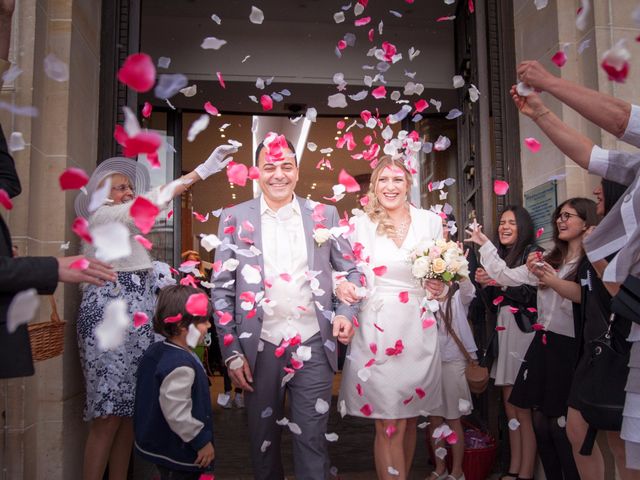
[479,241,577,338]
[259,196,319,345]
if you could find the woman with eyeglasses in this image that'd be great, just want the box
[465,197,598,480]
[73,146,236,480]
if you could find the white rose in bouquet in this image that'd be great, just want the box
[411,256,431,279]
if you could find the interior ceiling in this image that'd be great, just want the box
[139,0,459,115]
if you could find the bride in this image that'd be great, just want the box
[336,156,446,479]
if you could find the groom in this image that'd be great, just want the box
[212,133,361,479]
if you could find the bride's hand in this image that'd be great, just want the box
[424,279,447,299]
[464,223,489,246]
[335,281,361,305]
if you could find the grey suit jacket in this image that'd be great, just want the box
[211,196,361,372]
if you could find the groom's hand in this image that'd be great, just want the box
[332,315,354,345]
[227,356,254,392]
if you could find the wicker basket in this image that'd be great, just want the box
[28,296,66,362]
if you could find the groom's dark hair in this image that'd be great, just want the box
[254,136,297,163]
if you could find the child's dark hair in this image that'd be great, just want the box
[153,285,212,338]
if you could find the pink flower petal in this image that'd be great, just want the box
[414,99,429,113]
[59,167,89,190]
[275,346,286,358]
[338,169,361,192]
[117,53,156,93]
[403,395,414,405]
[415,387,426,399]
[369,342,378,355]
[204,101,219,116]
[493,295,504,306]
[199,473,215,480]
[372,265,387,276]
[186,293,209,317]
[337,39,347,50]
[359,195,369,207]
[373,323,384,333]
[385,425,397,438]
[216,311,232,326]
[69,258,89,270]
[371,85,387,99]
[336,120,346,129]
[527,307,538,313]
[368,28,374,41]
[532,323,545,331]
[133,312,149,328]
[227,162,249,187]
[248,166,260,180]
[509,306,519,314]
[180,275,197,287]
[216,71,226,88]
[280,273,292,282]
[355,16,371,26]
[72,217,93,243]
[536,227,544,238]
[436,15,456,22]
[493,180,509,196]
[223,334,234,346]
[360,404,373,416]
[551,50,567,67]
[164,313,183,324]
[142,102,152,118]
[0,189,13,210]
[542,333,548,345]
[602,60,630,83]
[398,291,409,303]
[260,95,273,111]
[422,317,436,329]
[495,326,506,331]
[134,234,153,250]
[356,383,363,396]
[146,152,160,169]
[468,0,474,13]
[446,431,458,445]
[524,137,541,153]
[129,196,160,234]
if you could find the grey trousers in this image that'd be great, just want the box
[245,333,334,480]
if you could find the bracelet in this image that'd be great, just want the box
[533,109,550,121]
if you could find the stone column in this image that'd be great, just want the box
[0,0,102,477]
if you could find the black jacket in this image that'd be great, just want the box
[0,123,58,378]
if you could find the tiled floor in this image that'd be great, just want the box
[133,374,434,479]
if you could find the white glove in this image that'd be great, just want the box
[194,144,239,180]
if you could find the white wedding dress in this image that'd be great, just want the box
[339,206,444,419]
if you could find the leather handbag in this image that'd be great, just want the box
[445,321,490,395]
[573,313,630,455]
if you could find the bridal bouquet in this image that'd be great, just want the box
[410,239,470,283]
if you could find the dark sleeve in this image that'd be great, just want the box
[0,256,58,294]
[501,244,543,307]
[0,124,22,198]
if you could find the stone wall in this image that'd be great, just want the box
[0,0,101,477]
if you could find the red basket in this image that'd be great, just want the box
[426,423,497,480]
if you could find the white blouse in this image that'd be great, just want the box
[479,241,578,338]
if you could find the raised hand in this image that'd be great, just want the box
[464,223,489,246]
[195,144,239,180]
[517,60,556,91]
[510,86,548,120]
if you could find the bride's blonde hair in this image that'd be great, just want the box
[364,156,413,238]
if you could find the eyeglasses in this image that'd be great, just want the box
[112,184,134,193]
[556,211,582,222]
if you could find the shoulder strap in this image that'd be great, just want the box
[443,315,474,363]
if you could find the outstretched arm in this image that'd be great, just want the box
[517,60,632,139]
[510,87,594,170]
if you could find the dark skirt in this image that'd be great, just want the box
[509,330,577,417]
